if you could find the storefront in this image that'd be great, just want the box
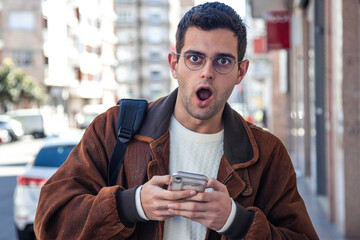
[250,0,360,238]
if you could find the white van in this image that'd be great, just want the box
[76,104,109,129]
[7,109,45,138]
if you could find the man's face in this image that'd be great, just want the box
[169,27,249,130]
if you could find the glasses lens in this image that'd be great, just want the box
[214,56,235,74]
[184,54,205,70]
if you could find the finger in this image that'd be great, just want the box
[167,204,208,220]
[206,178,227,192]
[149,175,171,186]
[167,201,229,231]
[168,200,207,212]
[147,207,177,221]
[164,189,197,200]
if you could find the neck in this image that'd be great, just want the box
[173,104,224,134]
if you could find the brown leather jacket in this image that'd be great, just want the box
[34,89,319,239]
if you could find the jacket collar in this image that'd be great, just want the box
[138,88,259,168]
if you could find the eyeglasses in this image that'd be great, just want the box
[173,52,241,75]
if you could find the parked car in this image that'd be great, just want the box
[0,115,24,142]
[13,136,80,240]
[7,109,45,138]
[0,128,11,143]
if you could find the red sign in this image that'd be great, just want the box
[253,37,267,53]
[265,11,291,50]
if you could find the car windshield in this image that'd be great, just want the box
[34,145,75,167]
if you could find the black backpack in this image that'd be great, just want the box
[107,99,148,186]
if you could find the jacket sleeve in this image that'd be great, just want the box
[224,141,319,240]
[246,143,318,240]
[34,110,137,239]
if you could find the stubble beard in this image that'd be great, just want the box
[177,74,233,121]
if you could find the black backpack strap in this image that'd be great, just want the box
[107,99,148,186]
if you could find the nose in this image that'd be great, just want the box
[200,58,215,80]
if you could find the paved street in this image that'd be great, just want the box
[0,176,18,240]
[0,137,43,176]
[297,175,348,240]
[0,137,44,240]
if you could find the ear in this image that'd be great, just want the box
[168,52,178,79]
[235,59,249,85]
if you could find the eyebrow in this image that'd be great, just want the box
[184,50,236,59]
[184,50,205,56]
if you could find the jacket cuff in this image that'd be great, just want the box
[116,186,146,227]
[221,202,254,239]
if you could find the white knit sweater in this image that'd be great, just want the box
[163,115,224,240]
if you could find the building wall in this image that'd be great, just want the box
[341,0,360,237]
[0,0,44,84]
[115,0,178,100]
[269,51,291,148]
[327,0,345,232]
[289,0,360,238]
[44,0,117,127]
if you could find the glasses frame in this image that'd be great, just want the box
[173,51,242,75]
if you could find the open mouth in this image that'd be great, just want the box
[196,88,212,101]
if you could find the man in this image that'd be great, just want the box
[34,2,319,239]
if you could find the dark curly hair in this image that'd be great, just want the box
[176,1,247,61]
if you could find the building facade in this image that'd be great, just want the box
[0,0,44,109]
[290,0,360,238]
[44,0,117,127]
[114,0,180,100]
[250,0,360,238]
[0,0,184,126]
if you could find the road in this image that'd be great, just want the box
[0,137,44,240]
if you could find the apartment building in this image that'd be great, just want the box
[0,0,117,127]
[44,0,117,127]
[114,0,180,100]
[0,0,44,109]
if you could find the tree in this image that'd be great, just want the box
[0,58,46,107]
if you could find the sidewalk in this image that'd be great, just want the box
[297,175,347,240]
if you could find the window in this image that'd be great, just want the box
[117,30,135,43]
[115,0,134,2]
[150,51,161,61]
[117,10,133,23]
[148,0,162,5]
[74,67,82,81]
[150,88,164,100]
[116,48,135,62]
[148,27,162,43]
[150,70,161,81]
[34,145,76,167]
[43,16,48,28]
[149,13,161,25]
[9,11,35,30]
[12,49,33,66]
[75,8,80,21]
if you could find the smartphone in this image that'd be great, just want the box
[168,171,208,192]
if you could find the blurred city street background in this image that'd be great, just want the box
[0,0,359,239]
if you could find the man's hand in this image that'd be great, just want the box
[140,175,197,221]
[167,177,232,231]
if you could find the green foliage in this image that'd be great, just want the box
[0,59,46,105]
